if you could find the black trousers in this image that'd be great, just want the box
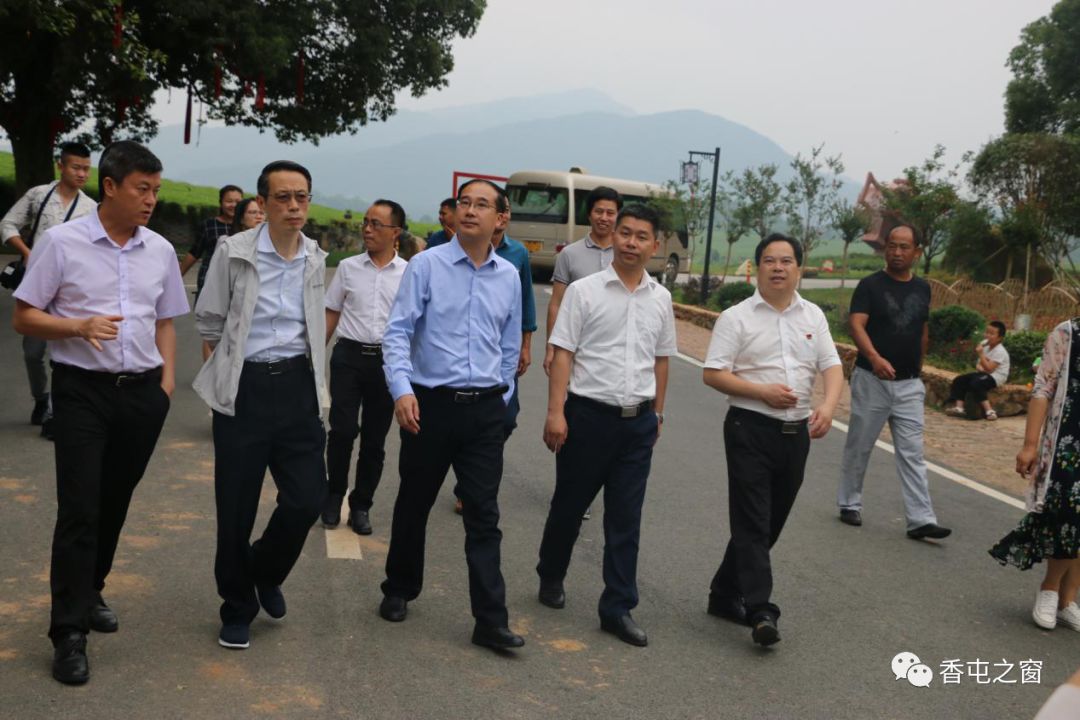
[212,361,326,625]
[381,386,509,628]
[326,341,395,511]
[536,395,657,619]
[711,407,809,623]
[48,363,170,643]
[947,372,997,404]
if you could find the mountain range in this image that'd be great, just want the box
[147,88,859,222]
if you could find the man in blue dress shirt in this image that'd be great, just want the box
[380,179,524,651]
[491,206,536,439]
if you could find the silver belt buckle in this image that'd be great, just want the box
[454,391,478,403]
[781,421,799,435]
[620,405,637,418]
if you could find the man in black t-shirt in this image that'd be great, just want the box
[837,225,952,541]
[179,184,243,298]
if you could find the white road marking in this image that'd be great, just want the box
[325,496,363,559]
[675,352,1025,510]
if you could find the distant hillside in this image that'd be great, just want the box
[144,89,860,220]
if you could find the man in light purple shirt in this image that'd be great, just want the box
[13,141,188,686]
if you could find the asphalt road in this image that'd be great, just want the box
[0,284,1077,720]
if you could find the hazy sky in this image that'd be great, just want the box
[150,0,1056,181]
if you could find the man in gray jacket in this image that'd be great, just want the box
[194,160,328,651]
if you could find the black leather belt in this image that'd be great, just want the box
[339,338,383,356]
[51,362,162,387]
[417,384,508,404]
[728,406,808,435]
[243,355,311,376]
[568,393,654,419]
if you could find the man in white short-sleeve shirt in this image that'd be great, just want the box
[702,233,842,648]
[537,204,676,648]
[323,200,407,534]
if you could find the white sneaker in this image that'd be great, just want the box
[1033,590,1059,629]
[1057,602,1080,631]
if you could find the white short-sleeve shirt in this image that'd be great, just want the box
[325,252,406,344]
[704,290,841,421]
[985,342,1010,387]
[549,265,678,407]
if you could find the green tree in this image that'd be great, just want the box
[731,164,783,241]
[783,144,844,275]
[940,201,1000,282]
[1004,0,1080,134]
[828,197,869,288]
[968,133,1080,280]
[717,178,753,282]
[880,145,961,275]
[0,0,485,192]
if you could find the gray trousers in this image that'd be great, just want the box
[838,366,938,530]
[23,336,48,402]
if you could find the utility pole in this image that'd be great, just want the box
[683,147,721,305]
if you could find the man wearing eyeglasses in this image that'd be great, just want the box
[380,179,525,652]
[702,233,843,648]
[321,200,408,535]
[194,160,329,651]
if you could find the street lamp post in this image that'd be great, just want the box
[684,147,721,305]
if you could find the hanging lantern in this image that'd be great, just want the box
[183,86,193,144]
[255,74,266,111]
[296,51,305,106]
[112,2,123,50]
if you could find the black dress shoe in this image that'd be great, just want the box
[839,509,862,527]
[707,594,748,626]
[751,617,781,647]
[256,584,286,619]
[52,631,89,685]
[538,580,565,609]
[40,416,55,441]
[600,614,648,647]
[471,624,525,650]
[88,596,118,633]
[348,509,373,536]
[31,395,49,426]
[379,595,407,622]
[907,523,952,540]
[321,494,342,528]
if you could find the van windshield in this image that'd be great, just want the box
[507,185,569,224]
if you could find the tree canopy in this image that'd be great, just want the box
[0,0,485,192]
[1004,0,1080,134]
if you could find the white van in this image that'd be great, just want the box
[505,169,690,283]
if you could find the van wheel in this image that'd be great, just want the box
[662,255,679,288]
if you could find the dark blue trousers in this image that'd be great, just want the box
[536,395,657,620]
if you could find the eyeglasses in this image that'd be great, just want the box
[457,198,498,213]
[270,191,312,205]
[361,218,399,231]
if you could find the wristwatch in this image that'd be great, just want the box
[656,412,665,423]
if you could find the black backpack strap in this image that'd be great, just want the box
[26,184,58,249]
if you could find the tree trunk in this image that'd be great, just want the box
[923,252,932,276]
[1004,251,1013,281]
[721,241,733,282]
[840,242,850,289]
[9,129,56,196]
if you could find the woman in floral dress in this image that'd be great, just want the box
[990,319,1080,630]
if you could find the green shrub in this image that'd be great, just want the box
[929,305,984,353]
[712,281,756,310]
[1003,330,1047,381]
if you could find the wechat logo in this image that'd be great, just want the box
[892,651,933,688]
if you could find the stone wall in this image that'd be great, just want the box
[673,303,1030,417]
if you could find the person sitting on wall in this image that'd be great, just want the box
[945,320,1010,421]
